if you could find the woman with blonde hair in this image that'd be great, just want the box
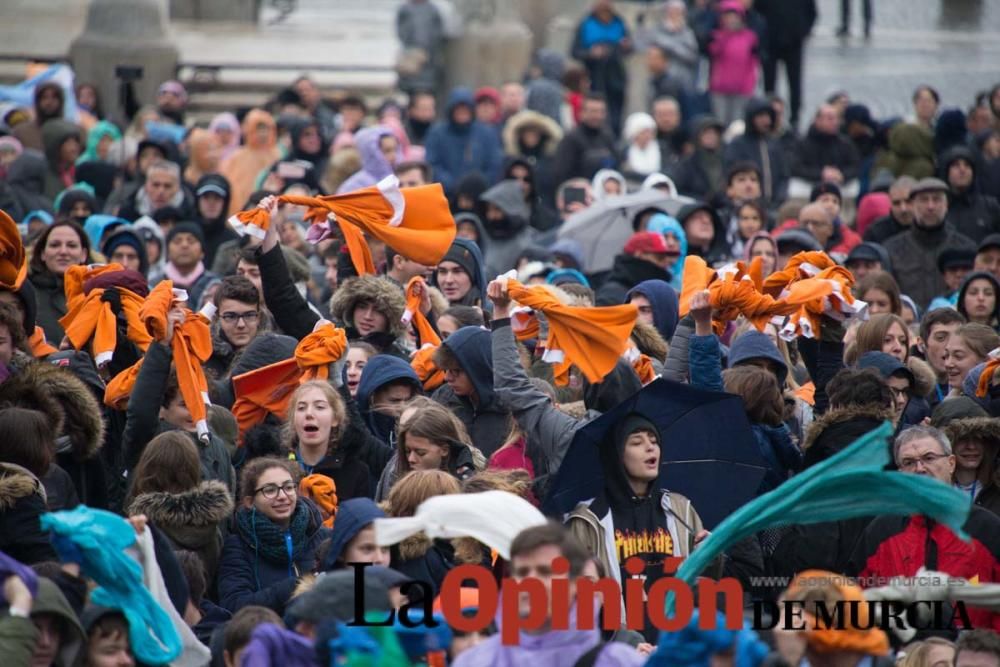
[282,380,370,501]
[897,637,955,667]
[374,397,479,501]
[384,469,462,594]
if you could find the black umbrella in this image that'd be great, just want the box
[543,377,767,528]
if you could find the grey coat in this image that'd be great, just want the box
[663,315,694,382]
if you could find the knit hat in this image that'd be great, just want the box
[166,221,205,249]
[441,241,478,281]
[546,268,590,288]
[101,228,147,274]
[810,181,842,204]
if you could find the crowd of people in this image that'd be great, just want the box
[0,0,999,665]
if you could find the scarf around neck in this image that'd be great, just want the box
[236,502,311,567]
[164,261,205,287]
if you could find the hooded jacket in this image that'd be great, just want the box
[7,149,53,217]
[502,111,564,209]
[219,109,281,216]
[551,118,619,188]
[193,173,237,266]
[0,355,108,508]
[321,498,386,570]
[337,125,398,194]
[790,123,861,183]
[944,417,1000,517]
[424,88,503,195]
[101,226,150,276]
[329,275,410,358]
[678,201,731,266]
[524,49,567,123]
[478,179,536,279]
[355,355,423,449]
[432,235,488,307]
[939,145,1000,242]
[873,123,936,181]
[956,270,1000,330]
[595,255,671,307]
[127,481,234,579]
[431,326,510,457]
[724,99,789,203]
[41,120,83,200]
[645,213,688,291]
[0,462,57,564]
[625,280,679,342]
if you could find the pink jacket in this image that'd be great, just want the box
[708,28,758,96]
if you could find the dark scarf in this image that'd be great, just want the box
[236,502,311,568]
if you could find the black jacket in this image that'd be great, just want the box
[551,124,618,187]
[754,0,817,49]
[885,223,977,309]
[723,99,789,203]
[595,254,671,306]
[0,463,57,564]
[194,174,238,267]
[28,267,68,345]
[790,125,861,183]
[862,213,908,244]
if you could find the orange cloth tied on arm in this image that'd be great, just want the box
[231,322,348,438]
[141,281,214,440]
[227,176,456,267]
[59,264,152,367]
[503,275,637,386]
[0,209,26,289]
[401,276,440,348]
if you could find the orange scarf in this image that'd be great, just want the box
[763,253,862,340]
[300,474,338,529]
[503,275,637,386]
[231,322,348,437]
[0,209,26,290]
[788,570,889,656]
[625,341,657,385]
[104,359,142,410]
[228,176,455,267]
[977,349,1000,398]
[411,343,445,391]
[402,276,440,348]
[141,281,214,440]
[510,307,542,342]
[59,264,152,366]
[29,326,57,358]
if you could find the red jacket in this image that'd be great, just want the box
[852,510,1000,631]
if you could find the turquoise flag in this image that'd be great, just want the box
[668,422,971,614]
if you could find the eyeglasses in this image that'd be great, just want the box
[220,311,259,324]
[898,452,949,471]
[255,481,297,499]
[888,386,909,400]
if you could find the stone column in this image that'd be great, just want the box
[444,0,533,90]
[69,0,179,117]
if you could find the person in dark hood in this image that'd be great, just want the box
[101,226,149,275]
[525,48,567,123]
[940,145,1000,242]
[404,91,436,147]
[566,413,708,642]
[425,88,503,195]
[193,174,236,267]
[678,201,730,265]
[55,188,96,225]
[431,326,512,457]
[723,98,789,204]
[625,279,679,344]
[857,350,926,428]
[355,355,423,452]
[337,125,400,194]
[320,497,390,571]
[288,117,329,173]
[431,237,487,308]
[595,232,672,306]
[671,115,726,204]
[502,110,564,209]
[329,275,410,358]
[551,93,619,188]
[34,81,65,128]
[6,149,53,217]
[40,120,83,200]
[451,172,489,217]
[956,271,1000,331]
[503,156,559,232]
[478,179,536,278]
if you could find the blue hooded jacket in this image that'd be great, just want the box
[727,330,788,386]
[625,279,679,343]
[83,214,129,250]
[645,213,687,291]
[424,88,503,195]
[321,498,386,571]
[355,355,422,446]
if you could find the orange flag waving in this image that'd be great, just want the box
[231,321,348,437]
[141,281,214,440]
[501,273,637,385]
[228,176,455,267]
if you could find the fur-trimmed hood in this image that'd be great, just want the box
[127,481,234,554]
[502,109,564,157]
[0,358,105,460]
[945,417,1000,487]
[631,320,669,363]
[329,275,408,338]
[802,403,895,467]
[0,462,45,510]
[395,531,484,565]
[907,357,937,399]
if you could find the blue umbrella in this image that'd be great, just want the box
[543,377,767,528]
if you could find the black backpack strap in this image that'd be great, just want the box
[574,643,606,667]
